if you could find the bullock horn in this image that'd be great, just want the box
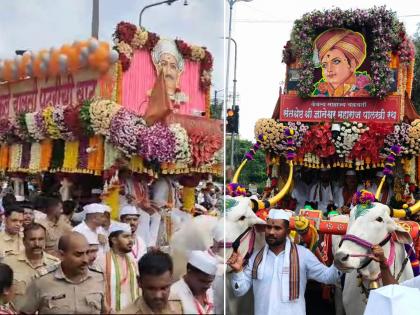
[250,160,294,211]
[232,134,265,184]
[392,200,420,218]
[232,159,247,184]
[375,175,386,200]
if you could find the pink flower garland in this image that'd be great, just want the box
[137,122,176,163]
[109,108,145,156]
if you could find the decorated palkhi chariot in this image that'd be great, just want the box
[227,7,419,313]
[0,21,222,227]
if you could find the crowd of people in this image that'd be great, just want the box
[0,170,222,314]
[256,167,419,217]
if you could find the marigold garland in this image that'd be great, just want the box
[43,105,62,139]
[62,140,80,171]
[0,145,9,169]
[87,135,104,173]
[40,139,53,171]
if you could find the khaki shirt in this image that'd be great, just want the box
[2,251,60,311]
[118,296,183,314]
[37,217,72,256]
[20,264,105,314]
[0,231,24,258]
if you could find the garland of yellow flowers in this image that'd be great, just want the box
[62,140,79,171]
[406,59,415,98]
[182,186,195,213]
[42,105,61,139]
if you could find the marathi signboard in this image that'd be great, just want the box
[0,69,115,119]
[279,95,401,123]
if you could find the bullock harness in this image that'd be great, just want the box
[223,227,256,268]
[338,232,411,300]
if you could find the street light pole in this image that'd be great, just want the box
[225,0,251,172]
[91,0,99,38]
[139,0,187,27]
[224,37,238,169]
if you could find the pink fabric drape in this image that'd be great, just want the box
[122,50,206,116]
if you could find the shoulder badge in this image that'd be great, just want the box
[37,263,59,277]
[88,264,104,274]
[44,252,61,263]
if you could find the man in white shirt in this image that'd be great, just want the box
[309,169,335,213]
[120,205,147,263]
[72,203,108,254]
[171,250,218,314]
[227,209,342,315]
[291,168,313,213]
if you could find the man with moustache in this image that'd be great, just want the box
[37,197,72,257]
[2,223,60,311]
[228,209,342,315]
[102,222,139,312]
[20,232,107,314]
[119,251,183,314]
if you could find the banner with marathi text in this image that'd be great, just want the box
[279,95,401,123]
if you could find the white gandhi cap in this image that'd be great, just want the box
[109,222,132,235]
[119,205,139,217]
[268,209,292,221]
[188,250,218,276]
[364,284,420,315]
[83,203,108,215]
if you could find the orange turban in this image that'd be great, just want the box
[314,28,366,68]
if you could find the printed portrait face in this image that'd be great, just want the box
[320,48,357,88]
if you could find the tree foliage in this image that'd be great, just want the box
[226,137,268,192]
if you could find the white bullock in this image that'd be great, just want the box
[169,196,266,315]
[334,202,414,315]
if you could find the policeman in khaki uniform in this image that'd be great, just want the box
[36,197,72,257]
[119,251,183,314]
[0,205,24,259]
[20,232,107,315]
[2,223,60,311]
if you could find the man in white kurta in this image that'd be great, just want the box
[291,168,313,213]
[72,203,108,255]
[309,169,335,213]
[228,209,341,315]
[99,222,139,312]
[119,204,147,263]
[171,250,218,314]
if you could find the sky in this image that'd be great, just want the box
[0,0,224,92]
[229,0,420,140]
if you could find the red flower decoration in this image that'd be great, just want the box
[298,123,335,158]
[144,32,160,51]
[189,132,222,167]
[175,39,192,58]
[201,50,213,71]
[115,22,137,44]
[350,123,393,163]
[119,53,131,71]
